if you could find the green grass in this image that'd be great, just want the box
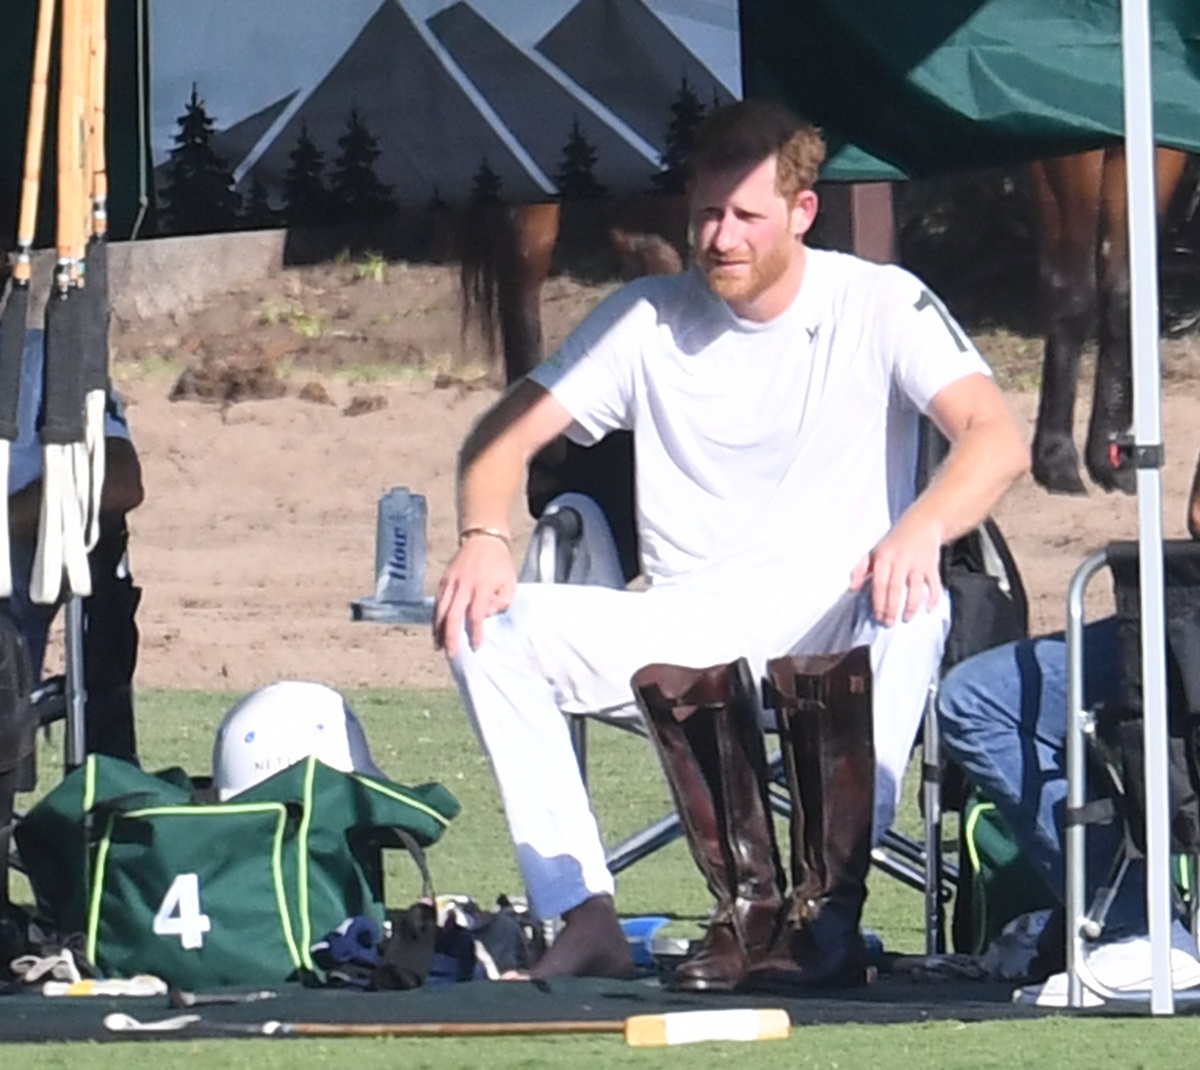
[110,352,188,385]
[14,688,922,940]
[8,688,1195,1066]
[353,250,388,284]
[257,300,330,338]
[8,1010,1200,1069]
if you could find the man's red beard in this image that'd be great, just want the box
[699,238,792,306]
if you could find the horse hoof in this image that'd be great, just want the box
[1031,434,1088,496]
[1031,456,1088,496]
[1033,467,1088,496]
[1086,455,1137,496]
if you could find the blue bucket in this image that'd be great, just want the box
[620,915,672,969]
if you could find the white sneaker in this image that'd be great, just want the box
[1014,921,1200,1007]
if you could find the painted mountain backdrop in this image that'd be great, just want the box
[151,0,739,233]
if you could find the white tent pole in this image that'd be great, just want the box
[1120,0,1173,1016]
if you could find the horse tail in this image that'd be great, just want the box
[457,203,503,360]
[457,202,560,384]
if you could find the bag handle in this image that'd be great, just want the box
[372,826,435,901]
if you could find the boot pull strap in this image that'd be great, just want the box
[634,669,735,719]
[762,675,827,713]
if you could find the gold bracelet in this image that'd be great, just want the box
[459,526,512,548]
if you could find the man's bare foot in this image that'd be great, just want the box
[502,895,636,980]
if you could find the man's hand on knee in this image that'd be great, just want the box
[433,537,517,656]
[850,513,944,626]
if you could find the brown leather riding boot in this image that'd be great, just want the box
[633,658,785,992]
[747,646,875,990]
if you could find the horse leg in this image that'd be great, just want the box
[1086,148,1135,493]
[1086,146,1190,493]
[496,203,560,385]
[1029,152,1104,495]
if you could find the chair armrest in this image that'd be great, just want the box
[529,506,584,584]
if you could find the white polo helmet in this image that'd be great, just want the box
[212,680,386,800]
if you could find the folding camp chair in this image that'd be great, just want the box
[3,522,141,917]
[529,500,960,952]
[1061,539,1200,1007]
[528,506,1035,951]
[19,516,141,778]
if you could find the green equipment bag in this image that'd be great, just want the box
[15,754,459,990]
[90,798,305,988]
[952,793,1056,955]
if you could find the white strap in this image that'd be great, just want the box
[30,442,93,603]
[84,388,106,551]
[63,440,92,595]
[30,444,65,604]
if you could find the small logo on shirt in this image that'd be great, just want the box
[806,325,820,345]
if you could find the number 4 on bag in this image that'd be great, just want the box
[153,874,213,949]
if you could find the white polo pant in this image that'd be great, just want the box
[450,551,949,922]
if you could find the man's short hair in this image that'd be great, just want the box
[688,100,827,201]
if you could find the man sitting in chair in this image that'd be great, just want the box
[3,325,144,765]
[939,449,1200,1004]
[433,99,1029,985]
[1,321,143,932]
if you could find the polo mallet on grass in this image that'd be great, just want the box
[0,0,56,598]
[104,1007,792,1046]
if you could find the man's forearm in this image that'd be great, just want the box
[454,380,575,540]
[6,438,144,542]
[102,438,144,517]
[456,432,527,539]
[906,417,1029,546]
[7,482,41,540]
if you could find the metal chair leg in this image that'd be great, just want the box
[922,684,946,954]
[63,595,87,772]
[568,714,588,786]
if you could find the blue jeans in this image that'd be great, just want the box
[937,618,1146,937]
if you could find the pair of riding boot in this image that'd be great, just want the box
[632,646,874,993]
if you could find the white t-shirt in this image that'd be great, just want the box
[528,249,991,599]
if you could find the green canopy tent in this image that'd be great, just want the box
[741,0,1200,180]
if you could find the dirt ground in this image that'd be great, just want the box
[45,254,1200,696]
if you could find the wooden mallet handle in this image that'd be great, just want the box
[277,1008,790,1045]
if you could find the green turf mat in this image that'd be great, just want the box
[0,971,1146,1045]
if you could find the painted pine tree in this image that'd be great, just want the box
[283,123,332,226]
[159,85,240,235]
[330,108,395,223]
[471,158,503,204]
[555,119,606,201]
[242,174,278,230]
[651,77,706,194]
